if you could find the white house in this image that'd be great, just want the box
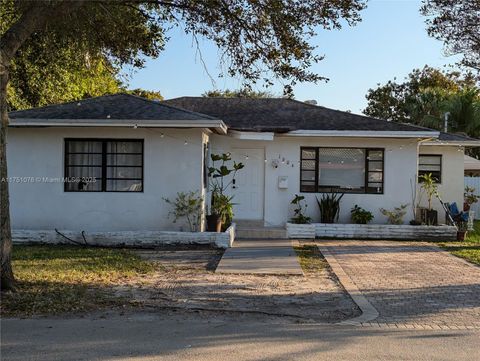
[7,93,480,243]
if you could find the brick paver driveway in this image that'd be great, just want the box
[318,241,480,329]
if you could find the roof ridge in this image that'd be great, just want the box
[167,96,284,101]
[102,93,219,120]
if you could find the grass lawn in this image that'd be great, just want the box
[436,220,480,266]
[1,245,155,317]
[293,243,328,275]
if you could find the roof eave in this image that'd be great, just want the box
[421,140,480,147]
[279,130,439,138]
[9,118,228,134]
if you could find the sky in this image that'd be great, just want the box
[127,0,461,115]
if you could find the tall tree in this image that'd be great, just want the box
[364,66,475,123]
[8,48,122,111]
[421,0,480,72]
[0,0,365,290]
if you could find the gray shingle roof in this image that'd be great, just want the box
[164,97,434,133]
[9,93,219,123]
[438,132,479,142]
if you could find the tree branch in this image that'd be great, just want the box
[0,1,86,68]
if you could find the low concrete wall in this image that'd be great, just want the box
[286,223,316,239]
[314,223,457,241]
[13,223,236,249]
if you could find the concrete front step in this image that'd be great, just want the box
[236,227,287,240]
[234,220,265,228]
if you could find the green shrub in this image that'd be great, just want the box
[290,194,312,224]
[350,205,374,224]
[380,204,408,225]
[164,191,203,231]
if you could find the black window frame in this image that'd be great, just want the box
[300,147,385,194]
[64,138,144,193]
[418,154,442,183]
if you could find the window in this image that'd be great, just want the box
[65,139,143,192]
[418,154,442,183]
[300,147,384,194]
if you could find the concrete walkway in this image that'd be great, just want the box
[318,240,480,330]
[216,239,303,275]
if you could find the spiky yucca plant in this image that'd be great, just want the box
[316,191,345,223]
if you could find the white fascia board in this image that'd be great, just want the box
[421,140,480,147]
[280,130,440,138]
[228,130,274,141]
[9,118,228,134]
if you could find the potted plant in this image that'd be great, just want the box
[286,194,315,238]
[316,190,344,223]
[350,205,374,224]
[464,186,479,212]
[212,192,235,232]
[207,153,244,232]
[457,221,468,241]
[419,173,438,225]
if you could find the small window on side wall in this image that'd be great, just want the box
[418,154,442,183]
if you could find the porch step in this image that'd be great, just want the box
[234,220,265,228]
[235,227,287,240]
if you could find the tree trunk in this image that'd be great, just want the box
[0,67,14,291]
[0,1,86,291]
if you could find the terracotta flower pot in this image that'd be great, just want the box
[457,231,467,241]
[206,214,222,233]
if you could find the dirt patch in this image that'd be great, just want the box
[114,243,360,323]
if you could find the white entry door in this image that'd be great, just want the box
[229,148,265,220]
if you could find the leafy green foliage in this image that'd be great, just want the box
[203,88,276,98]
[419,173,439,210]
[316,192,344,223]
[3,0,367,95]
[164,191,204,231]
[464,186,480,207]
[1,2,167,111]
[211,192,235,229]
[126,88,163,101]
[1,0,166,110]
[350,205,374,224]
[8,50,121,111]
[364,66,477,124]
[1,245,154,316]
[208,153,244,226]
[208,153,244,194]
[421,1,480,72]
[380,204,408,225]
[290,194,311,224]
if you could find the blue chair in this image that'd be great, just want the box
[448,202,469,223]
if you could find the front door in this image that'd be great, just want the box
[229,148,265,220]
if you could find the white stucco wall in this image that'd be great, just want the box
[211,135,419,226]
[417,145,464,223]
[7,127,206,232]
[8,127,463,232]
